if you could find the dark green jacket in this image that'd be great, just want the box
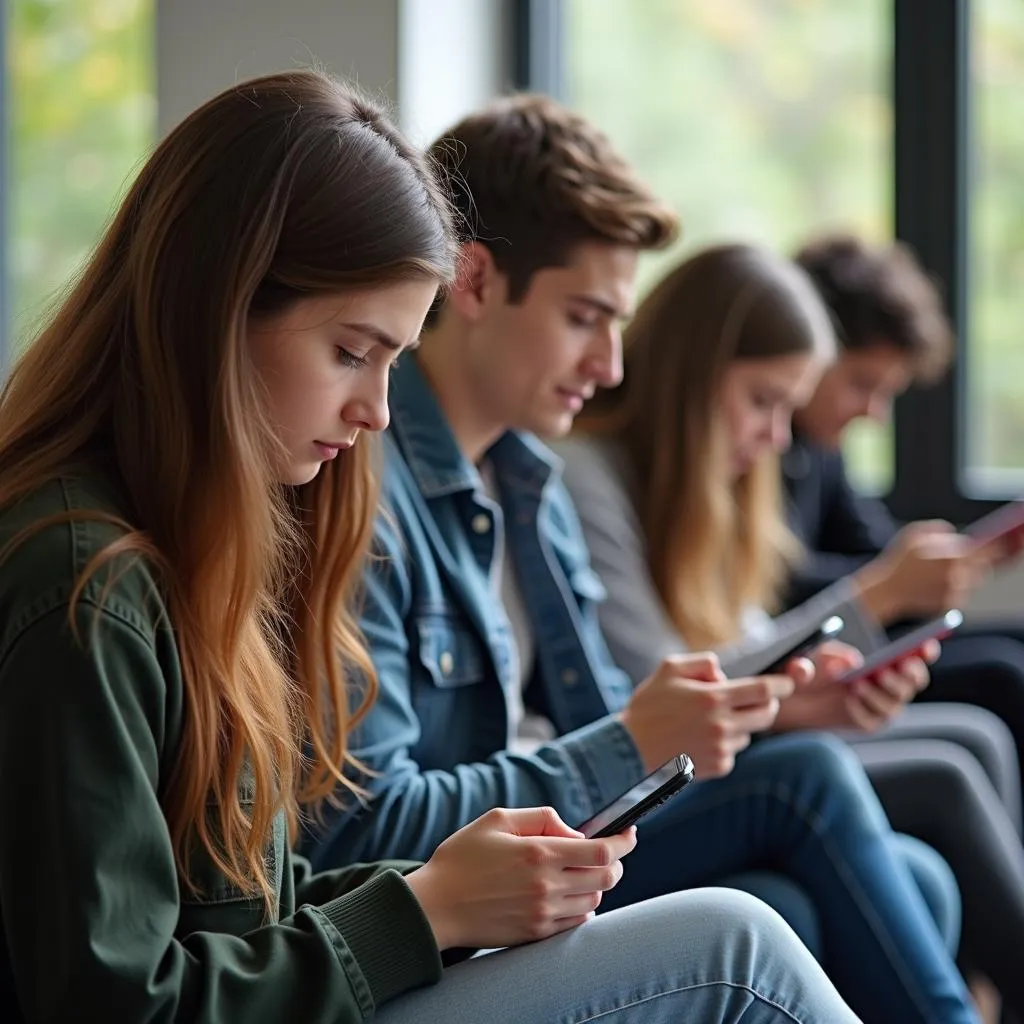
[0,468,442,1022]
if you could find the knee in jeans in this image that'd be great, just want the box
[679,887,817,968]
[760,733,890,829]
[722,872,822,957]
[772,733,875,794]
[679,887,793,940]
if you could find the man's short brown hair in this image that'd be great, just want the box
[429,93,679,305]
[794,233,954,383]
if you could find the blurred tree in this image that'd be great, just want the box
[8,0,154,350]
[568,0,890,289]
[969,0,1024,482]
[568,0,892,490]
[568,0,1024,491]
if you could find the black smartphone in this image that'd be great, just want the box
[577,754,695,839]
[835,609,964,686]
[757,615,846,675]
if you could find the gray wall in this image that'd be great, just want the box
[157,0,512,140]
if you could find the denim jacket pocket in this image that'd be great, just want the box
[415,616,486,688]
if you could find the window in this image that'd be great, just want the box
[565,0,893,492]
[964,0,1024,495]
[7,0,154,354]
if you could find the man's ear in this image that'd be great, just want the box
[448,241,504,322]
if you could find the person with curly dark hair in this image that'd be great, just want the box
[788,232,1024,833]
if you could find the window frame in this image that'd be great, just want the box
[512,0,565,93]
[0,0,8,375]
[888,0,997,525]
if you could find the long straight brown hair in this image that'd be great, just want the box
[575,244,835,649]
[0,70,456,909]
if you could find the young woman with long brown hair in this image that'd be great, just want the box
[0,76,863,1024]
[558,241,1024,1016]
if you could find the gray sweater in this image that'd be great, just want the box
[550,434,887,683]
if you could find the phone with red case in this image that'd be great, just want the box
[834,609,963,686]
[964,502,1024,564]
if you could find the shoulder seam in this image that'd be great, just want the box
[0,591,159,671]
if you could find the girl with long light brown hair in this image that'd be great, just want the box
[0,75,863,1024]
[569,244,835,654]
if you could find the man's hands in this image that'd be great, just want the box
[620,653,792,777]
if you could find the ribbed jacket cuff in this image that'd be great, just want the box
[316,869,442,1011]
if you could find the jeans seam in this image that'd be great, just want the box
[683,776,938,1020]
[570,980,807,1023]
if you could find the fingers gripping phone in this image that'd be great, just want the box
[965,502,1024,562]
[834,609,964,686]
[577,755,695,839]
[757,615,846,675]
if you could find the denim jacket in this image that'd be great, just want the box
[303,358,645,868]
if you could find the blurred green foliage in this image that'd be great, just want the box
[568,0,1023,491]
[969,0,1024,486]
[8,0,154,349]
[5,0,1021,488]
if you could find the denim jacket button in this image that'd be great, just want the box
[439,651,455,676]
[560,668,579,686]
[471,513,491,535]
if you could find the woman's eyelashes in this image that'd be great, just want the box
[336,346,369,369]
[335,345,402,372]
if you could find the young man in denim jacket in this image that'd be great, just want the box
[301,96,978,1023]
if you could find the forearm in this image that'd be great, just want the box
[313,717,645,865]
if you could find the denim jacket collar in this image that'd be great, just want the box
[389,356,561,500]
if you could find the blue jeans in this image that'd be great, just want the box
[598,733,977,1024]
[375,888,860,1023]
[726,831,960,960]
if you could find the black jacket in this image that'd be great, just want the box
[782,433,900,607]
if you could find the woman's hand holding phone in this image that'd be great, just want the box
[855,521,991,623]
[404,806,636,951]
[966,501,1024,567]
[840,642,936,731]
[772,639,937,733]
[978,529,1024,567]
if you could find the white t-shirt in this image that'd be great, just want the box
[479,461,556,754]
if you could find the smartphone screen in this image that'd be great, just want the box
[964,502,1024,564]
[578,755,695,839]
[965,501,1024,544]
[835,609,963,686]
[758,614,846,675]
